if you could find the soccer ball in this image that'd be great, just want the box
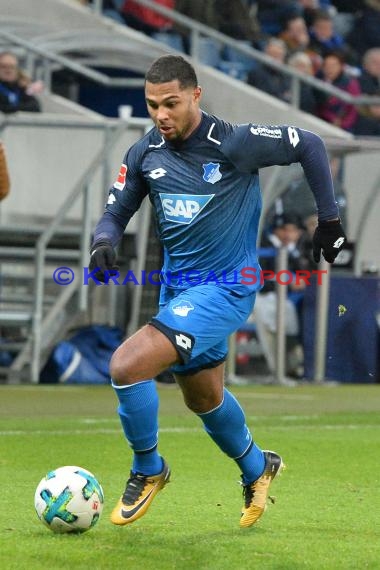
[34,466,104,533]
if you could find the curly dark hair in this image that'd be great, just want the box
[145,55,198,89]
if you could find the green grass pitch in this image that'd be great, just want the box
[0,383,379,570]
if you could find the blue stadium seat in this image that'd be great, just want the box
[151,32,185,52]
[223,41,257,72]
[194,37,222,68]
[218,61,251,82]
[103,9,126,24]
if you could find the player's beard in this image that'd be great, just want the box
[159,107,200,142]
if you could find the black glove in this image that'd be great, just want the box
[312,219,347,263]
[89,240,119,282]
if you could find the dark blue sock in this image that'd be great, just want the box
[198,388,265,483]
[112,380,163,476]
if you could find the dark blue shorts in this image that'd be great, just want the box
[151,284,256,374]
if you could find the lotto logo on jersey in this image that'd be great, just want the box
[160,193,215,225]
[114,164,127,190]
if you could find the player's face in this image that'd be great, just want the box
[145,80,202,141]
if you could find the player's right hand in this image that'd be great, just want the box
[89,240,119,283]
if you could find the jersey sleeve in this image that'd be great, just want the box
[93,142,149,247]
[106,143,149,221]
[221,124,339,221]
[221,123,307,171]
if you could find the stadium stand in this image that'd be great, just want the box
[0,0,379,384]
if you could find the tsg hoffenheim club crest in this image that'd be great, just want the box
[172,300,194,317]
[202,162,222,184]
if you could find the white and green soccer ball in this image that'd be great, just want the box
[34,466,104,533]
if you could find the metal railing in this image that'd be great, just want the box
[226,249,333,385]
[0,114,151,383]
[0,30,145,91]
[2,1,380,110]
[89,0,380,109]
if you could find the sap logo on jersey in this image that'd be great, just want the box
[172,300,194,317]
[160,193,214,224]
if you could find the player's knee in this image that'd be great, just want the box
[184,393,221,414]
[109,350,136,386]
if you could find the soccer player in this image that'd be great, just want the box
[89,55,346,528]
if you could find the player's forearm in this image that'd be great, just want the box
[299,130,339,221]
[92,210,126,248]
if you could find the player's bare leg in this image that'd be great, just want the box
[109,324,178,525]
[110,323,180,385]
[175,364,283,527]
[174,362,225,413]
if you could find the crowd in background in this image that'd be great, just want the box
[4,1,379,136]
[78,0,380,137]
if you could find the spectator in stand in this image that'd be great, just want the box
[175,0,219,30]
[174,1,221,56]
[287,51,318,112]
[248,211,310,378]
[278,14,310,55]
[347,0,380,58]
[315,51,361,132]
[247,38,291,101]
[358,47,380,98]
[278,14,323,72]
[256,1,302,36]
[297,0,332,27]
[176,1,265,53]
[217,1,265,49]
[120,0,175,36]
[0,52,41,114]
[309,8,360,67]
[354,47,380,136]
[329,0,364,38]
[309,10,347,57]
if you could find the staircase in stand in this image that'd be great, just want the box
[0,225,87,383]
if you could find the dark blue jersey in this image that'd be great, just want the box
[94,112,338,293]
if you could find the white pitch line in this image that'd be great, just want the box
[0,425,379,436]
[246,415,320,421]
[81,418,120,424]
[0,427,202,436]
[236,392,315,400]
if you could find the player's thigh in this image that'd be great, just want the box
[110,324,180,385]
[174,362,225,413]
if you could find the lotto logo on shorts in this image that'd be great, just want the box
[172,300,194,317]
[175,334,192,351]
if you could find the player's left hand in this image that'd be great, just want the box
[312,219,347,263]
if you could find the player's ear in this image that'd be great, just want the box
[193,85,202,103]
